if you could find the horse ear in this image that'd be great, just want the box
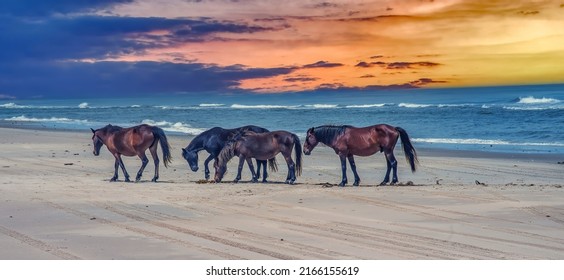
[308,127,314,133]
[182,148,186,152]
[91,128,95,134]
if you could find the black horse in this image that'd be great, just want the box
[181,125,273,181]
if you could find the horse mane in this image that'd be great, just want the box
[99,124,123,133]
[217,139,238,168]
[313,125,351,144]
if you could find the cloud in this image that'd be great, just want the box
[359,74,375,78]
[0,60,296,98]
[303,61,344,68]
[0,0,133,16]
[283,76,318,82]
[314,78,447,91]
[355,61,441,69]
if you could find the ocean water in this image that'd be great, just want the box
[1,84,564,154]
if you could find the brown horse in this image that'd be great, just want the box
[91,124,172,182]
[214,131,302,184]
[303,125,418,186]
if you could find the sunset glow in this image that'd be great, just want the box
[1,0,563,98]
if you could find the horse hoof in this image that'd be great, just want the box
[124,178,131,182]
[233,180,239,183]
[251,179,258,183]
[391,182,397,186]
[353,182,360,187]
[379,182,388,186]
[262,180,268,183]
[151,178,158,182]
[205,175,210,180]
[110,178,117,182]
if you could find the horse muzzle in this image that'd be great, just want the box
[304,150,311,155]
[190,166,199,172]
[93,151,99,156]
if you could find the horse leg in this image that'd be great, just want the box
[347,155,360,186]
[384,151,399,185]
[111,158,119,182]
[283,152,296,185]
[380,157,392,186]
[135,153,149,182]
[261,160,268,183]
[234,156,245,183]
[115,154,131,182]
[255,160,262,180]
[149,145,160,182]
[246,158,258,183]
[203,154,214,180]
[338,154,348,187]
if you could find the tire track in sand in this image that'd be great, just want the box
[0,225,81,260]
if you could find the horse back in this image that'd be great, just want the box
[341,125,397,156]
[109,125,155,156]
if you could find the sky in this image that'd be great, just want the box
[1,0,563,99]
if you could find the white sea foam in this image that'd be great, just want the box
[199,103,225,107]
[5,115,88,123]
[0,103,30,109]
[517,96,560,104]
[141,119,205,135]
[78,102,89,109]
[398,103,431,108]
[413,138,564,147]
[130,105,141,108]
[345,104,387,108]
[305,104,339,109]
[231,104,297,109]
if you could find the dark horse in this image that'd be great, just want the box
[303,125,418,186]
[181,125,273,181]
[214,130,302,184]
[91,124,172,182]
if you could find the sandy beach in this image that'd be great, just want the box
[0,127,563,260]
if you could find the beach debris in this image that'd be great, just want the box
[475,180,487,186]
[64,163,74,166]
[90,217,96,220]
[319,182,334,188]
[436,179,442,185]
[196,179,211,184]
[74,153,79,155]
[397,181,415,186]
[2,166,9,168]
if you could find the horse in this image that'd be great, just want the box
[214,130,302,184]
[303,124,418,186]
[91,124,172,182]
[181,125,274,182]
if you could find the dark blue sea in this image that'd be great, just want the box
[2,84,563,154]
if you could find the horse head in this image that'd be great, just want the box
[303,127,319,155]
[181,148,199,172]
[91,128,104,156]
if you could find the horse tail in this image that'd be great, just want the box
[268,157,278,173]
[395,127,418,172]
[292,133,302,176]
[152,127,172,168]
